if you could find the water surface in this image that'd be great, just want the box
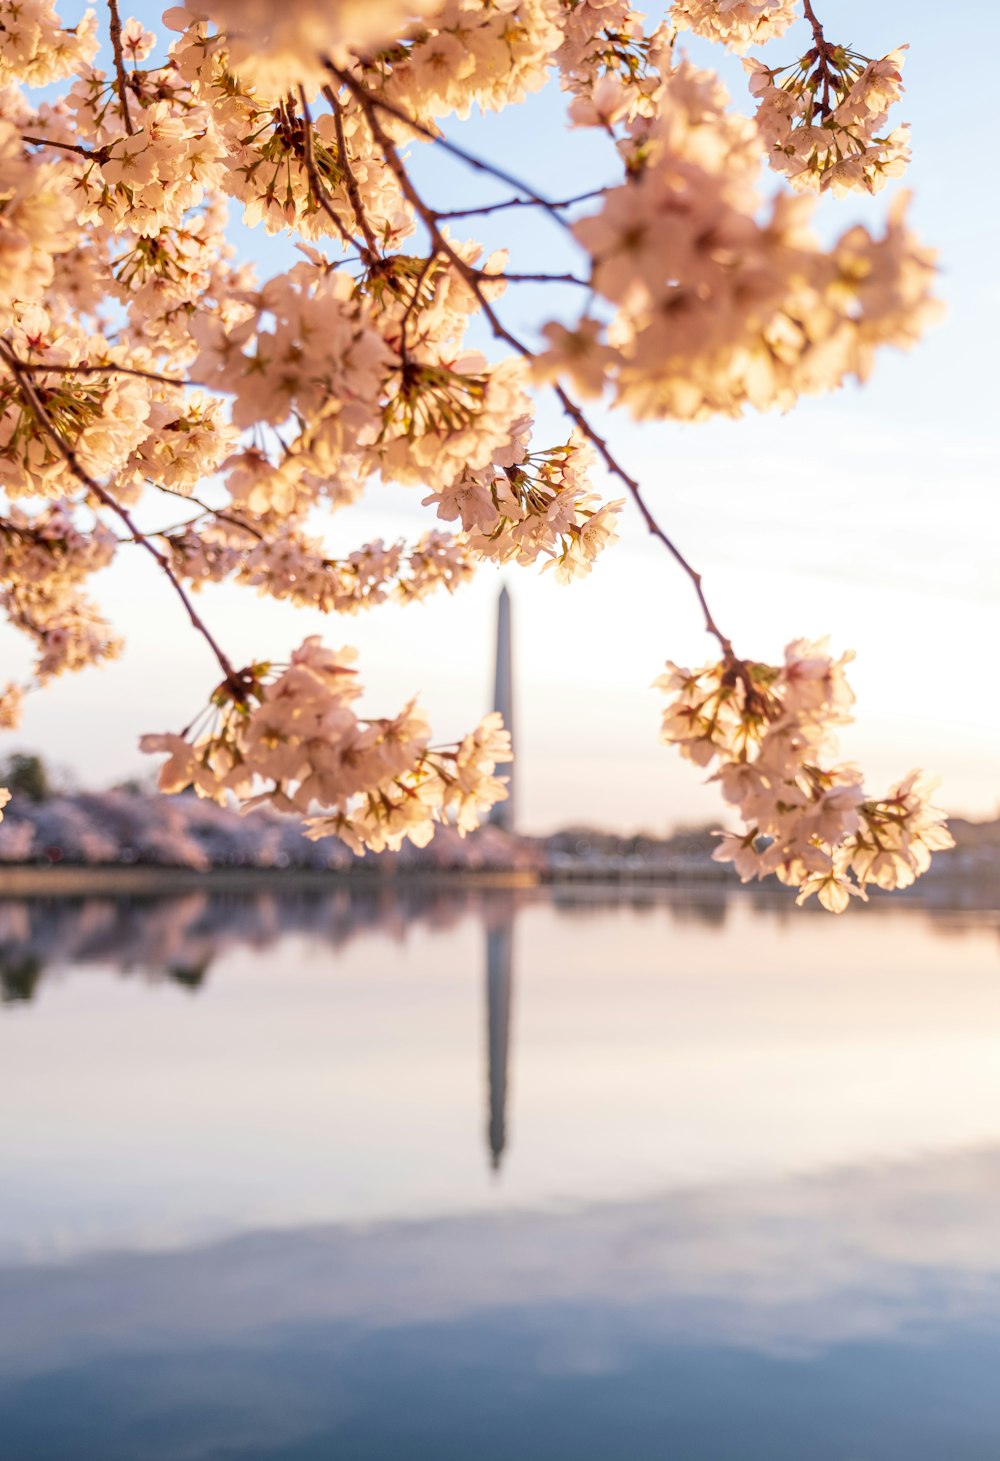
[3,886,1000,1458]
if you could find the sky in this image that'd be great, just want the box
[6,0,1000,834]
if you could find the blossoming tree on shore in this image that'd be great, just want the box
[0,0,953,907]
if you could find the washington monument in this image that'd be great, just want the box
[488,585,515,832]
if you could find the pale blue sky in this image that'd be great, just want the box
[7,0,999,831]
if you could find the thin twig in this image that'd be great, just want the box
[118,513,207,541]
[0,341,249,697]
[11,359,188,388]
[150,482,266,541]
[432,188,605,220]
[491,271,591,288]
[339,72,737,661]
[21,134,101,159]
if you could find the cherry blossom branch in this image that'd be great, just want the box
[800,0,838,113]
[107,0,135,135]
[296,86,373,265]
[333,68,738,663]
[324,61,577,235]
[324,87,387,264]
[303,87,587,293]
[0,341,249,699]
[801,0,833,59]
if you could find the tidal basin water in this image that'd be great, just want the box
[4,884,1000,1459]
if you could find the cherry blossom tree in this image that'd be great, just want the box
[0,0,953,908]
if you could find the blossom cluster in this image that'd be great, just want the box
[140,636,511,853]
[186,252,541,520]
[0,0,98,87]
[0,307,152,497]
[746,45,910,194]
[554,61,936,421]
[170,0,437,95]
[164,521,479,611]
[0,502,120,679]
[368,0,562,123]
[0,119,77,319]
[670,0,796,55]
[656,641,953,911]
[557,0,669,123]
[425,435,623,580]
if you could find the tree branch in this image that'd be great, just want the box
[296,85,371,263]
[11,360,188,388]
[107,0,136,135]
[801,0,838,113]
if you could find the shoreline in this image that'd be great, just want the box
[0,861,996,913]
[0,863,546,897]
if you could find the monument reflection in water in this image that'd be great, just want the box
[5,886,1000,1461]
[486,913,514,1170]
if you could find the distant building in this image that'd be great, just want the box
[488,585,515,833]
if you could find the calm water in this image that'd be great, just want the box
[4,885,1000,1459]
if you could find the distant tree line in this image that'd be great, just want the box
[0,752,51,804]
